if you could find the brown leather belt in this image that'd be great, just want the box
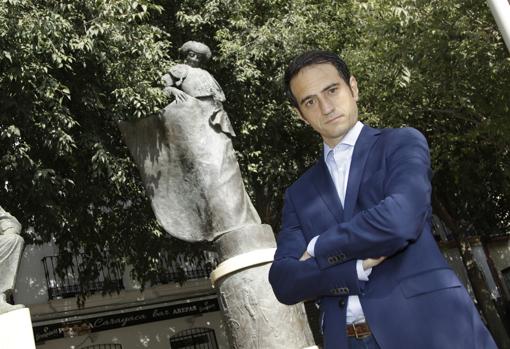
[346,322,371,339]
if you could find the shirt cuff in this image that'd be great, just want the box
[307,236,319,257]
[356,260,372,281]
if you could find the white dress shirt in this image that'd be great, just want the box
[307,121,370,324]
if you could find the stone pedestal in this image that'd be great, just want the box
[211,224,317,349]
[0,308,36,349]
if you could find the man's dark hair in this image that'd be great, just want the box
[284,50,351,108]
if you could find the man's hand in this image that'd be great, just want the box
[299,250,312,261]
[362,256,386,270]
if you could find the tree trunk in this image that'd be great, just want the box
[433,194,510,348]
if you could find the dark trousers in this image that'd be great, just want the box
[348,334,381,349]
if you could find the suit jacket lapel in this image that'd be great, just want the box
[343,126,381,220]
[312,157,344,224]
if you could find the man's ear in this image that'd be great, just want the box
[293,107,309,125]
[349,76,359,102]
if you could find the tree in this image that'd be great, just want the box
[2,2,509,335]
[0,0,210,295]
[342,0,509,237]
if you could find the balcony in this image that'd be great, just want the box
[42,252,218,301]
[42,255,124,300]
[154,252,218,286]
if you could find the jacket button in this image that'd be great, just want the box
[338,299,346,308]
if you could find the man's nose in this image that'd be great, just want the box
[319,97,334,116]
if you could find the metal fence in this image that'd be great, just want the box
[42,255,124,300]
[155,251,218,285]
[42,251,218,300]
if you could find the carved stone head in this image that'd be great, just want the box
[179,41,212,67]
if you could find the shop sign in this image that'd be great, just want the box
[33,298,220,343]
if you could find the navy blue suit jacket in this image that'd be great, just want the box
[269,125,496,349]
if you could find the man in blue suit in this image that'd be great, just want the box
[268,50,497,349]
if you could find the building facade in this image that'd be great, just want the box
[14,242,229,349]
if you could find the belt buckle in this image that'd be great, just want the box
[352,323,368,339]
[354,323,362,339]
[346,323,358,339]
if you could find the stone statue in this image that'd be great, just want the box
[120,41,260,242]
[161,41,236,138]
[0,206,24,314]
[119,41,316,349]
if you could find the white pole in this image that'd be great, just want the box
[487,0,510,53]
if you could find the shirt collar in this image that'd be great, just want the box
[323,121,364,158]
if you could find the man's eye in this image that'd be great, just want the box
[304,99,316,107]
[328,87,338,94]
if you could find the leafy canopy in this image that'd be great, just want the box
[1,0,508,294]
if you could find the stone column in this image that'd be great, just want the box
[211,224,316,349]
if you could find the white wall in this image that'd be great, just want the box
[15,242,58,305]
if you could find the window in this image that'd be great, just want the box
[170,328,218,349]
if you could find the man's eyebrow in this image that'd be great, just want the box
[322,82,340,92]
[299,83,340,106]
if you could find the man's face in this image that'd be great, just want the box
[290,63,359,148]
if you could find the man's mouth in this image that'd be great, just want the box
[325,115,343,124]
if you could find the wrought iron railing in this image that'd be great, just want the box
[155,251,218,285]
[42,252,219,300]
[42,255,124,300]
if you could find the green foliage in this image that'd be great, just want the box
[0,0,204,292]
[1,0,508,298]
[342,0,510,235]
